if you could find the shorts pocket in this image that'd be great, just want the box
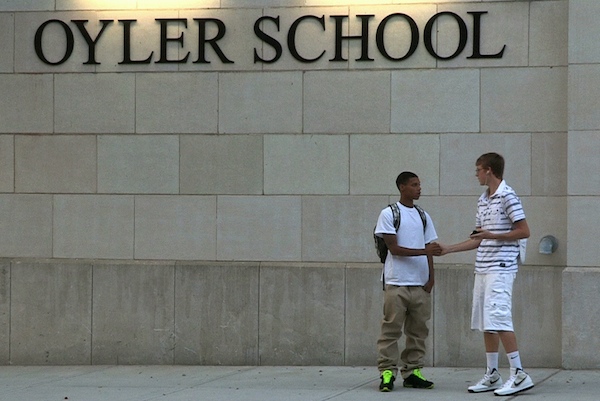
[487,288,512,325]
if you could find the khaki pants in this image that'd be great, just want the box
[377,285,431,379]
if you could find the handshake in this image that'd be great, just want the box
[427,229,489,257]
[426,242,444,256]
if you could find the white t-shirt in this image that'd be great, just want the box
[374,202,438,286]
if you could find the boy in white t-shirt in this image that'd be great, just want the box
[375,171,441,392]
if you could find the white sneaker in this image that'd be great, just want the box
[493,367,534,396]
[467,368,503,393]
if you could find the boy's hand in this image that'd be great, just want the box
[426,242,442,256]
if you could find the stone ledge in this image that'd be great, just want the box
[0,259,595,368]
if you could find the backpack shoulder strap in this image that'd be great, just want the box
[413,204,427,233]
[389,203,400,231]
[381,203,400,291]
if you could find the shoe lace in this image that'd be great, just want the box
[382,370,394,384]
[477,372,492,385]
[501,373,517,388]
[412,369,428,381]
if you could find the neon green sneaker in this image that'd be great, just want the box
[403,368,434,389]
[379,370,395,392]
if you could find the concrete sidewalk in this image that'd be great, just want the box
[0,366,597,401]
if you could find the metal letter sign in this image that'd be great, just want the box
[33,11,505,66]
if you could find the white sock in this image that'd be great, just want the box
[507,351,522,370]
[486,352,499,373]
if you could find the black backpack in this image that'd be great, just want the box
[373,203,427,264]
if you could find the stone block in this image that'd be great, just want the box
[0,195,52,257]
[14,11,97,73]
[437,2,529,68]
[217,196,301,261]
[566,197,600,267]
[532,132,568,196]
[391,69,480,133]
[264,135,349,195]
[138,0,219,9]
[136,73,218,134]
[520,196,567,267]
[53,195,134,259]
[568,65,600,131]
[223,0,303,7]
[178,8,264,72]
[97,135,179,194]
[260,6,350,72]
[91,261,175,364]
[348,4,437,70]
[562,267,600,369]
[423,195,567,267]
[350,134,440,195]
[134,195,217,260]
[417,196,479,266]
[512,266,562,368]
[174,262,259,365]
[258,263,345,365]
[180,135,263,195]
[301,196,389,262]
[55,74,135,133]
[481,67,567,133]
[307,0,466,4]
[0,260,9,364]
[219,72,302,133]
[568,0,600,63]
[15,135,96,193]
[57,0,135,10]
[93,10,180,73]
[344,264,383,366]
[10,260,92,364]
[0,13,13,72]
[0,136,13,193]
[0,2,52,11]
[530,0,568,66]
[434,265,562,368]
[568,131,600,195]
[304,71,390,133]
[0,75,53,133]
[433,265,481,367]
[440,133,531,196]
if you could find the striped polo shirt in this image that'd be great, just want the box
[475,180,526,274]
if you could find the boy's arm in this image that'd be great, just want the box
[423,252,434,293]
[439,237,481,255]
[382,234,442,257]
[471,219,530,241]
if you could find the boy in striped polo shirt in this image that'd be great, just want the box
[440,153,534,396]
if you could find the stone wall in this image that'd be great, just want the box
[0,259,578,368]
[0,0,598,369]
[0,2,570,265]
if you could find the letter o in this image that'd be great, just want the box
[424,12,467,60]
[34,19,75,65]
[376,13,419,62]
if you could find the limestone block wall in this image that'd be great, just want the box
[0,0,570,265]
[564,0,600,369]
[0,0,597,368]
[0,259,566,367]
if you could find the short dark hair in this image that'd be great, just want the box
[476,152,504,179]
[396,171,418,191]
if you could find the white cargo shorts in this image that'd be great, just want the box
[471,272,516,332]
